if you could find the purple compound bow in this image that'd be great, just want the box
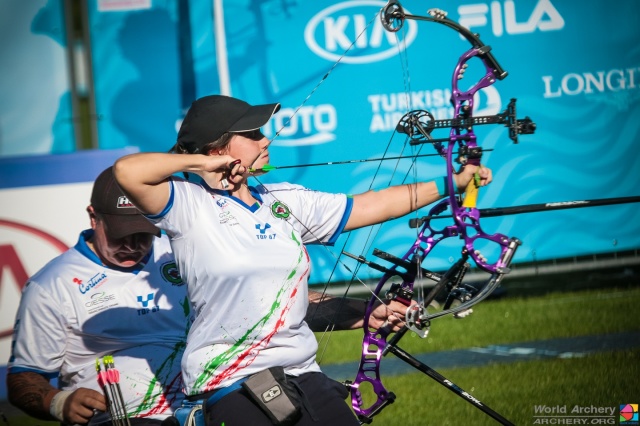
[344,2,536,424]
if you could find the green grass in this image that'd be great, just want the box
[0,417,55,426]
[315,286,640,365]
[372,349,640,426]
[311,286,640,425]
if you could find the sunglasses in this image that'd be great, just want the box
[235,129,264,141]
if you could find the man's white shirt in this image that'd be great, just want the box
[8,233,190,419]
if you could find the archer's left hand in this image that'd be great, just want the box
[453,164,492,192]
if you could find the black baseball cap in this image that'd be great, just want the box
[176,95,281,153]
[90,167,160,239]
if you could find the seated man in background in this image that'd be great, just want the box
[7,166,191,426]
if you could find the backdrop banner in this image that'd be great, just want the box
[206,0,640,282]
[0,0,74,156]
[63,0,640,284]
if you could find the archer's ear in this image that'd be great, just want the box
[87,206,98,228]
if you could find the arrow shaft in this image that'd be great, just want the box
[250,150,493,172]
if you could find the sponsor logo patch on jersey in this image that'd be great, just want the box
[85,291,118,314]
[136,292,160,315]
[219,211,239,226]
[161,261,184,286]
[137,293,155,307]
[270,202,291,219]
[76,272,108,294]
[255,223,277,240]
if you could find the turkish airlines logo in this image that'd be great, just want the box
[0,219,68,339]
[304,1,418,64]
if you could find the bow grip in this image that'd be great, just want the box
[462,172,480,208]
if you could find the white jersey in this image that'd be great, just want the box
[8,232,191,420]
[149,180,352,396]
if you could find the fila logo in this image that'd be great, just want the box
[458,0,564,38]
[117,196,135,208]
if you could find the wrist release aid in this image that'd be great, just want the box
[49,390,73,421]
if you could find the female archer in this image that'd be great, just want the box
[113,94,491,426]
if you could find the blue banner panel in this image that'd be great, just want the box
[88,0,183,152]
[0,0,74,156]
[212,0,640,283]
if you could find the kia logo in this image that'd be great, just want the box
[304,1,418,64]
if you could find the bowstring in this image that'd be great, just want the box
[249,12,379,166]
[245,7,406,337]
[389,19,428,311]
[313,19,432,360]
[247,7,427,363]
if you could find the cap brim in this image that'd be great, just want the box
[229,103,281,132]
[101,214,161,239]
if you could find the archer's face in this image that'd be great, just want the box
[225,130,270,170]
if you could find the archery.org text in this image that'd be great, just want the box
[532,405,616,424]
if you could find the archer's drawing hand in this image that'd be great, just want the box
[201,155,247,189]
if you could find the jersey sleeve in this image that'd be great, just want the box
[146,178,208,239]
[267,184,352,245]
[8,281,67,378]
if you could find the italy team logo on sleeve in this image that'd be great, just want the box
[270,201,291,219]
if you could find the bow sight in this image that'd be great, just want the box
[396,98,536,147]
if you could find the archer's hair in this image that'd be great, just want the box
[168,132,234,155]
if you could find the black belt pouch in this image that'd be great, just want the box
[241,367,302,425]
